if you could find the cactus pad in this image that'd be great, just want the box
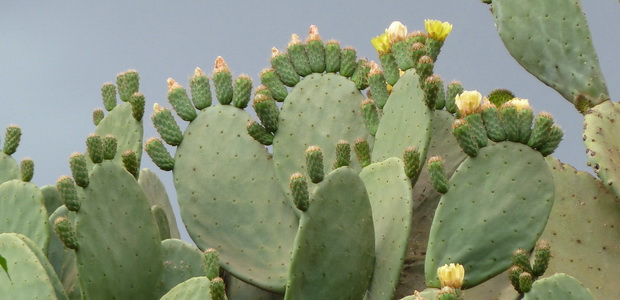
[160,239,207,296]
[138,168,180,239]
[523,273,595,300]
[0,152,19,184]
[160,276,213,300]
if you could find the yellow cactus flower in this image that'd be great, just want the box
[437,263,465,289]
[371,31,391,55]
[424,19,453,42]
[455,90,483,117]
[387,21,407,44]
[508,97,531,111]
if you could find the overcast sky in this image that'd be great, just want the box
[2,1,618,241]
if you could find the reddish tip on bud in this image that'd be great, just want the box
[214,56,229,74]
[307,25,321,42]
[289,34,302,47]
[194,67,206,77]
[167,78,182,92]
[368,61,383,76]
[428,155,443,163]
[271,47,283,58]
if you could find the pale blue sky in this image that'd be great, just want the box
[2,1,618,241]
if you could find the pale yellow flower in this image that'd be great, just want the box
[425,19,453,42]
[387,21,407,44]
[455,90,483,117]
[437,263,465,289]
[508,97,531,111]
[371,31,391,55]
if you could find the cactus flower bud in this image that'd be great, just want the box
[290,172,309,211]
[455,90,483,117]
[508,97,531,111]
[424,19,453,42]
[306,25,321,42]
[387,21,407,44]
[305,145,325,183]
[204,248,220,280]
[371,31,391,55]
[437,263,465,289]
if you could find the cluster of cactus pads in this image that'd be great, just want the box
[0,0,618,299]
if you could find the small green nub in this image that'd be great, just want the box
[203,248,220,280]
[416,55,434,84]
[101,83,117,111]
[406,31,427,46]
[145,138,175,171]
[512,248,533,274]
[487,88,515,108]
[360,99,379,136]
[452,119,479,157]
[116,70,140,102]
[368,65,389,109]
[86,134,103,164]
[246,121,274,146]
[508,265,524,294]
[481,104,506,142]
[271,49,299,87]
[210,277,227,300]
[3,125,21,155]
[287,35,312,76]
[167,80,197,122]
[339,47,358,78]
[403,146,421,181]
[410,42,426,70]
[324,40,341,73]
[20,158,34,182]
[424,37,443,62]
[463,113,488,148]
[333,140,351,169]
[500,103,519,142]
[518,272,533,293]
[259,68,287,102]
[69,152,89,188]
[93,108,105,126]
[190,67,212,110]
[151,205,170,240]
[213,57,234,105]
[436,287,459,300]
[290,172,310,211]
[305,145,325,184]
[232,74,253,109]
[57,175,80,211]
[445,81,463,114]
[435,77,446,110]
[392,40,415,70]
[538,125,563,156]
[354,138,371,168]
[54,216,79,250]
[122,150,139,179]
[252,93,279,133]
[151,105,183,146]
[102,134,118,160]
[423,75,442,109]
[254,85,272,98]
[379,53,400,86]
[528,112,555,149]
[351,59,370,90]
[428,156,449,194]
[129,92,145,121]
[306,27,326,73]
[532,240,551,277]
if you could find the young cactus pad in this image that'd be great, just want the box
[523,273,595,300]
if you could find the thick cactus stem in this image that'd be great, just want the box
[481,103,506,142]
[203,248,220,280]
[368,62,389,109]
[86,134,103,164]
[290,172,309,211]
[287,34,312,76]
[351,59,370,90]
[518,272,533,293]
[500,103,519,142]
[69,152,89,188]
[538,125,563,156]
[416,55,434,84]
[189,67,212,110]
[360,99,379,136]
[129,92,145,121]
[512,248,533,274]
[392,40,415,70]
[463,113,488,148]
[167,78,197,122]
[487,88,515,108]
[232,74,253,109]
[306,25,326,73]
[339,47,357,78]
[246,121,274,145]
[101,83,117,111]
[379,52,399,86]
[145,138,175,171]
[102,134,118,160]
[3,125,21,155]
[116,70,140,102]
[423,75,442,109]
[452,119,479,157]
[528,112,555,149]
[93,108,105,126]
[508,265,524,294]
[151,104,183,146]
[428,156,449,193]
[259,68,287,102]
[445,81,463,114]
[305,145,325,183]
[354,138,371,168]
[324,40,341,73]
[213,56,234,105]
[210,277,227,300]
[532,240,550,277]
[252,93,279,133]
[20,158,34,182]
[54,216,79,250]
[271,48,299,87]
[122,150,139,179]
[57,175,81,211]
[333,140,351,169]
[403,146,421,180]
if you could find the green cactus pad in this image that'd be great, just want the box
[138,168,180,239]
[0,152,19,184]
[492,0,609,106]
[0,233,68,300]
[425,142,554,288]
[74,161,162,300]
[40,184,63,217]
[0,179,49,252]
[151,205,171,240]
[174,105,298,293]
[583,100,620,199]
[160,277,212,300]
[523,273,595,300]
[360,158,413,300]
[159,239,207,296]
[373,69,432,163]
[539,157,620,299]
[284,167,374,300]
[273,73,371,199]
[225,273,284,300]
